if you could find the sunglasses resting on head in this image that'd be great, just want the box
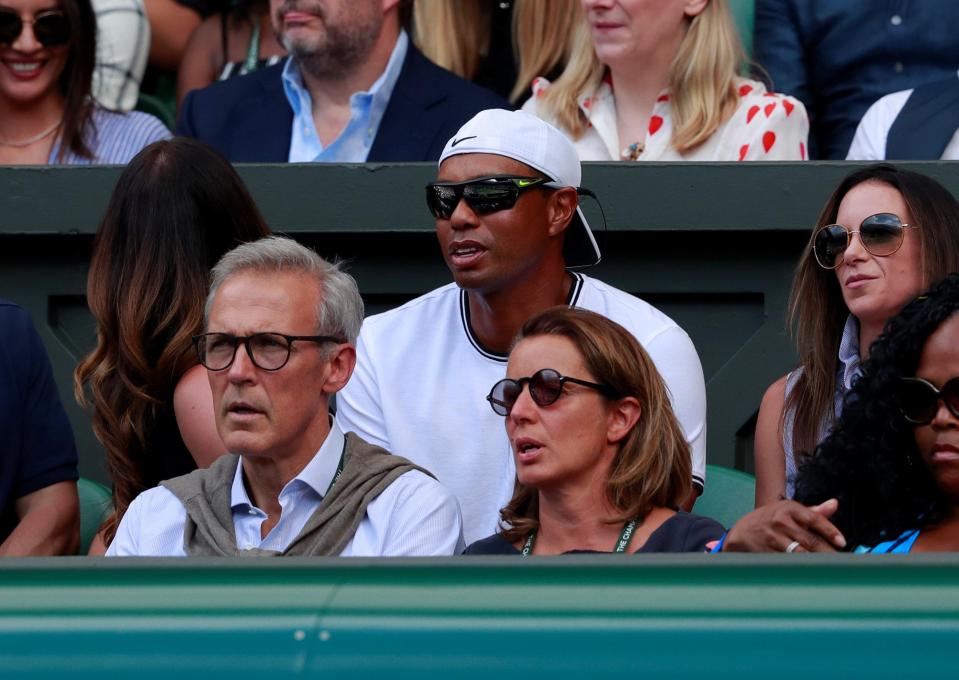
[486,368,617,417]
[898,376,959,425]
[812,212,918,269]
[0,8,70,47]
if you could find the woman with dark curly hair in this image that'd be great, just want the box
[754,164,959,507]
[721,274,959,553]
[75,138,270,554]
[795,274,959,552]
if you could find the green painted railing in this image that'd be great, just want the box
[0,555,957,678]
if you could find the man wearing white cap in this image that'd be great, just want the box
[337,109,707,544]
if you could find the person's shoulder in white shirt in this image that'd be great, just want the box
[846,89,913,160]
[106,441,465,557]
[106,484,187,556]
[577,275,707,490]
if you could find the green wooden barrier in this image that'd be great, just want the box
[2,162,958,483]
[0,555,957,678]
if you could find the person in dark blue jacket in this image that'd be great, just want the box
[754,0,959,159]
[176,0,509,162]
[0,301,79,555]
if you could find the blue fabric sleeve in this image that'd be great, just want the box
[0,303,79,504]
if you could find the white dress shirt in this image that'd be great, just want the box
[106,419,464,556]
[846,72,959,160]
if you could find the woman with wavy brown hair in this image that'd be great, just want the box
[465,306,723,555]
[75,137,270,553]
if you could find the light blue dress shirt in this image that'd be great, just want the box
[281,31,409,163]
[106,418,465,556]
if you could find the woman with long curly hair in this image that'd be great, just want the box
[75,138,270,553]
[754,164,959,507]
[522,0,807,161]
[793,274,959,551]
[721,274,959,553]
[464,306,723,555]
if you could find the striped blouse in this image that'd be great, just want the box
[48,107,171,165]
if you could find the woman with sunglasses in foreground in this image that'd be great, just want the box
[722,274,959,553]
[464,307,723,555]
[753,164,959,507]
[0,0,169,164]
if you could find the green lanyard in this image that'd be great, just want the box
[521,519,639,556]
[242,20,261,75]
[324,444,346,496]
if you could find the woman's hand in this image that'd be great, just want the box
[724,498,847,552]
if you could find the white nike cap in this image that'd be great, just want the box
[439,109,601,269]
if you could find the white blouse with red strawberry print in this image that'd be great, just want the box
[521,76,809,161]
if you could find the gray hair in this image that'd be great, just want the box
[205,236,364,344]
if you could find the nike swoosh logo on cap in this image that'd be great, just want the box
[450,136,477,147]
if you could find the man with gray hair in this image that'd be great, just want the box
[107,236,463,556]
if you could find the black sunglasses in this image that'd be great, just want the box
[486,368,616,417]
[0,9,70,47]
[192,332,345,372]
[898,377,959,425]
[425,175,549,219]
[812,212,917,269]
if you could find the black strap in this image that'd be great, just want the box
[220,12,229,65]
[886,75,959,160]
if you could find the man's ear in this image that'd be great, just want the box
[547,187,579,238]
[607,396,642,445]
[320,344,357,395]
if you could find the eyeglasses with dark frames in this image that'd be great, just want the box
[811,212,918,269]
[425,175,550,219]
[192,332,346,371]
[486,367,617,417]
[897,376,959,425]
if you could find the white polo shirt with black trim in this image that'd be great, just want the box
[337,273,707,544]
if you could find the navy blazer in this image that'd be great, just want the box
[177,46,511,162]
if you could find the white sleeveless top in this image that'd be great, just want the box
[783,315,862,498]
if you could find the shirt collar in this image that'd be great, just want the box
[579,79,671,160]
[837,314,862,392]
[280,30,408,122]
[230,417,346,511]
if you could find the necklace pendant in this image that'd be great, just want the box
[620,141,644,161]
